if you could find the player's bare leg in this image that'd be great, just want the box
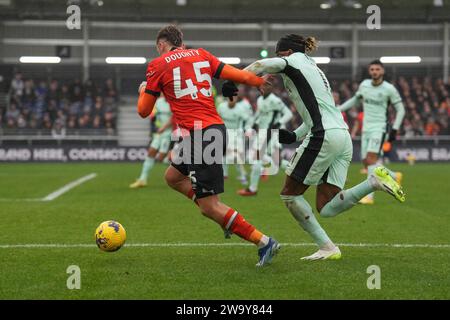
[360,158,369,175]
[130,147,159,188]
[165,165,279,266]
[279,176,340,260]
[165,165,197,202]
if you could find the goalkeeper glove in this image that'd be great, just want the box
[388,129,398,142]
[278,129,297,144]
[222,81,238,101]
[271,122,281,129]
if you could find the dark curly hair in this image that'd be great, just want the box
[276,34,319,54]
[156,25,184,47]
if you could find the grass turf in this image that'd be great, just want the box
[0,162,449,299]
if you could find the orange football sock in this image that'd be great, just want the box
[223,208,266,245]
[248,229,264,245]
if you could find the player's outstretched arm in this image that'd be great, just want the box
[219,64,265,87]
[338,95,359,112]
[220,59,285,99]
[392,101,405,131]
[389,101,406,141]
[388,86,406,141]
[244,57,287,75]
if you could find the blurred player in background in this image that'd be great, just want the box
[339,60,406,204]
[225,34,405,260]
[137,25,280,267]
[238,84,293,196]
[130,93,172,188]
[217,96,250,185]
[236,88,254,129]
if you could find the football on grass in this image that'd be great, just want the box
[95,221,126,252]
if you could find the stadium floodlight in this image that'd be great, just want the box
[313,57,331,64]
[320,0,336,9]
[105,57,147,64]
[380,56,422,64]
[342,0,362,9]
[19,56,61,63]
[218,57,241,65]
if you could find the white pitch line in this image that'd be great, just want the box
[0,242,449,249]
[0,198,43,202]
[41,173,97,201]
[42,173,97,201]
[0,173,97,202]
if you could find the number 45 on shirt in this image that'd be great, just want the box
[173,61,212,99]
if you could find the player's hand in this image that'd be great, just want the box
[138,81,146,94]
[222,81,238,101]
[278,129,297,144]
[258,75,273,95]
[388,129,398,142]
[157,128,165,134]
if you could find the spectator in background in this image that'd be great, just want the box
[93,96,104,117]
[42,112,53,130]
[3,72,449,137]
[92,114,102,130]
[9,72,24,97]
[52,118,66,139]
[5,103,20,127]
[48,79,59,101]
[17,114,27,129]
[3,72,118,135]
[425,117,440,136]
[67,116,77,130]
[403,119,415,138]
[104,78,118,103]
[78,113,90,129]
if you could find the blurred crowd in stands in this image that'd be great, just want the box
[0,72,118,136]
[2,71,450,137]
[237,75,450,137]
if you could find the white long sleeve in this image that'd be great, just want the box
[244,58,287,74]
[294,123,311,141]
[392,101,406,131]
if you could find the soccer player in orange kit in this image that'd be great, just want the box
[137,25,280,267]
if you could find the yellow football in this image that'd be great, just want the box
[95,221,126,252]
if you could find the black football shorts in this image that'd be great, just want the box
[171,124,227,199]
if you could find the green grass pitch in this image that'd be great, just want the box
[0,162,449,299]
